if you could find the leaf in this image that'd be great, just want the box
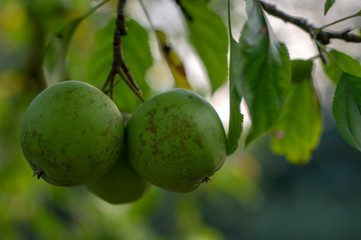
[155,30,193,90]
[86,19,153,113]
[84,19,113,89]
[238,0,291,145]
[324,0,336,15]
[322,49,361,84]
[181,0,229,92]
[270,60,322,165]
[42,19,82,86]
[227,35,244,155]
[42,0,109,86]
[226,1,243,156]
[333,72,361,151]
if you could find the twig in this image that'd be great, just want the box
[84,0,111,19]
[315,41,344,72]
[101,68,116,92]
[103,0,144,102]
[315,10,361,33]
[174,0,193,21]
[258,0,361,44]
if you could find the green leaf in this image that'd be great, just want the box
[324,0,336,15]
[42,19,82,86]
[86,19,153,113]
[333,72,361,151]
[226,0,243,155]
[322,49,361,84]
[270,60,322,165]
[42,0,109,86]
[238,0,291,145]
[83,19,112,89]
[227,34,244,156]
[181,0,229,92]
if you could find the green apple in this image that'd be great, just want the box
[20,81,124,186]
[86,146,151,204]
[125,88,227,193]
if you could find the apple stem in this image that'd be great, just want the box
[101,0,145,102]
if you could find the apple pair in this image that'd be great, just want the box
[20,81,227,204]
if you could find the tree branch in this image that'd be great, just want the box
[258,0,361,44]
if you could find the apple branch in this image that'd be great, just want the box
[102,0,144,102]
[258,0,361,45]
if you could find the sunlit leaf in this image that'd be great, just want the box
[270,60,322,165]
[155,30,193,90]
[84,19,113,89]
[238,0,291,145]
[333,72,361,151]
[324,0,336,15]
[181,0,228,92]
[322,49,361,84]
[42,0,109,87]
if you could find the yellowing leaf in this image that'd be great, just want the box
[270,60,322,165]
[155,31,193,91]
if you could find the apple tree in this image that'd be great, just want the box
[20,0,361,202]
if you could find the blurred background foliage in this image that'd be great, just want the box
[1,0,361,239]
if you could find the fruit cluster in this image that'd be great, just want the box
[21,81,227,204]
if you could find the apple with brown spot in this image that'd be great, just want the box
[125,88,227,193]
[20,81,124,186]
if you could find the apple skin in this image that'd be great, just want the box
[20,81,124,186]
[125,88,227,193]
[86,146,151,204]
